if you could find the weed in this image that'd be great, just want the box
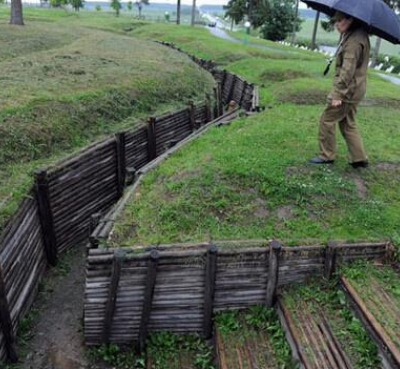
[88,343,143,369]
[146,331,215,369]
[215,306,296,368]
[283,279,380,369]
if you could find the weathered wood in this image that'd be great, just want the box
[187,100,196,132]
[227,75,237,104]
[0,267,17,363]
[324,240,338,280]
[205,94,213,123]
[203,244,217,338]
[126,167,137,186]
[265,240,281,307]
[115,132,126,198]
[102,249,125,343]
[137,250,159,352]
[277,297,312,369]
[147,117,157,161]
[34,169,58,266]
[341,276,400,368]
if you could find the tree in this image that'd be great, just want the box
[223,0,301,41]
[177,0,181,24]
[371,0,400,66]
[49,0,68,8]
[70,0,84,11]
[110,0,122,16]
[127,0,132,11]
[224,0,246,28]
[191,0,196,26]
[135,0,149,18]
[10,0,24,25]
[258,0,302,42]
[310,11,320,49]
[95,4,101,10]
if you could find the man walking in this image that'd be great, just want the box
[309,11,370,168]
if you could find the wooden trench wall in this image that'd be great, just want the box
[84,240,390,349]
[0,49,258,363]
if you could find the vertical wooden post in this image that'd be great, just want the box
[88,213,102,252]
[205,93,213,122]
[203,244,217,338]
[137,250,159,352]
[213,86,219,119]
[217,82,223,117]
[115,132,126,198]
[324,241,338,280]
[227,75,237,105]
[266,240,282,307]
[0,267,17,363]
[239,81,248,107]
[147,117,157,161]
[102,249,125,343]
[188,100,196,132]
[34,169,58,267]
[126,167,137,186]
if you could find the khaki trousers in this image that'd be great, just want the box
[319,102,367,162]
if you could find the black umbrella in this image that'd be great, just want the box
[301,0,400,44]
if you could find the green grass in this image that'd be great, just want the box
[282,280,381,369]
[146,332,214,369]
[0,8,215,229]
[111,22,400,247]
[215,306,296,368]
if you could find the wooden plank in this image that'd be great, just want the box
[277,297,313,369]
[0,266,17,363]
[324,240,338,280]
[340,276,400,369]
[147,117,157,161]
[115,132,126,198]
[203,244,217,338]
[265,240,281,307]
[137,250,159,352]
[102,249,125,343]
[34,169,58,266]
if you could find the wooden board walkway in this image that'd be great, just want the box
[341,269,400,369]
[215,326,279,369]
[278,296,356,369]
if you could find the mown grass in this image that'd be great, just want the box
[0,8,215,229]
[112,22,400,247]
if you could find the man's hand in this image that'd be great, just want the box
[332,99,343,107]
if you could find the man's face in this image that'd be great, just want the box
[335,16,354,34]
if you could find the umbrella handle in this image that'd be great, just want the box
[323,58,334,76]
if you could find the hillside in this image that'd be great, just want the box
[0,7,215,227]
[111,24,400,246]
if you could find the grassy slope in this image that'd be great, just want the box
[0,7,215,228]
[112,23,400,247]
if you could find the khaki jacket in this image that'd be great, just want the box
[329,27,370,103]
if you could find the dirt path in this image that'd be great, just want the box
[17,245,108,369]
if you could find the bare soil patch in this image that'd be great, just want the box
[18,245,108,369]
